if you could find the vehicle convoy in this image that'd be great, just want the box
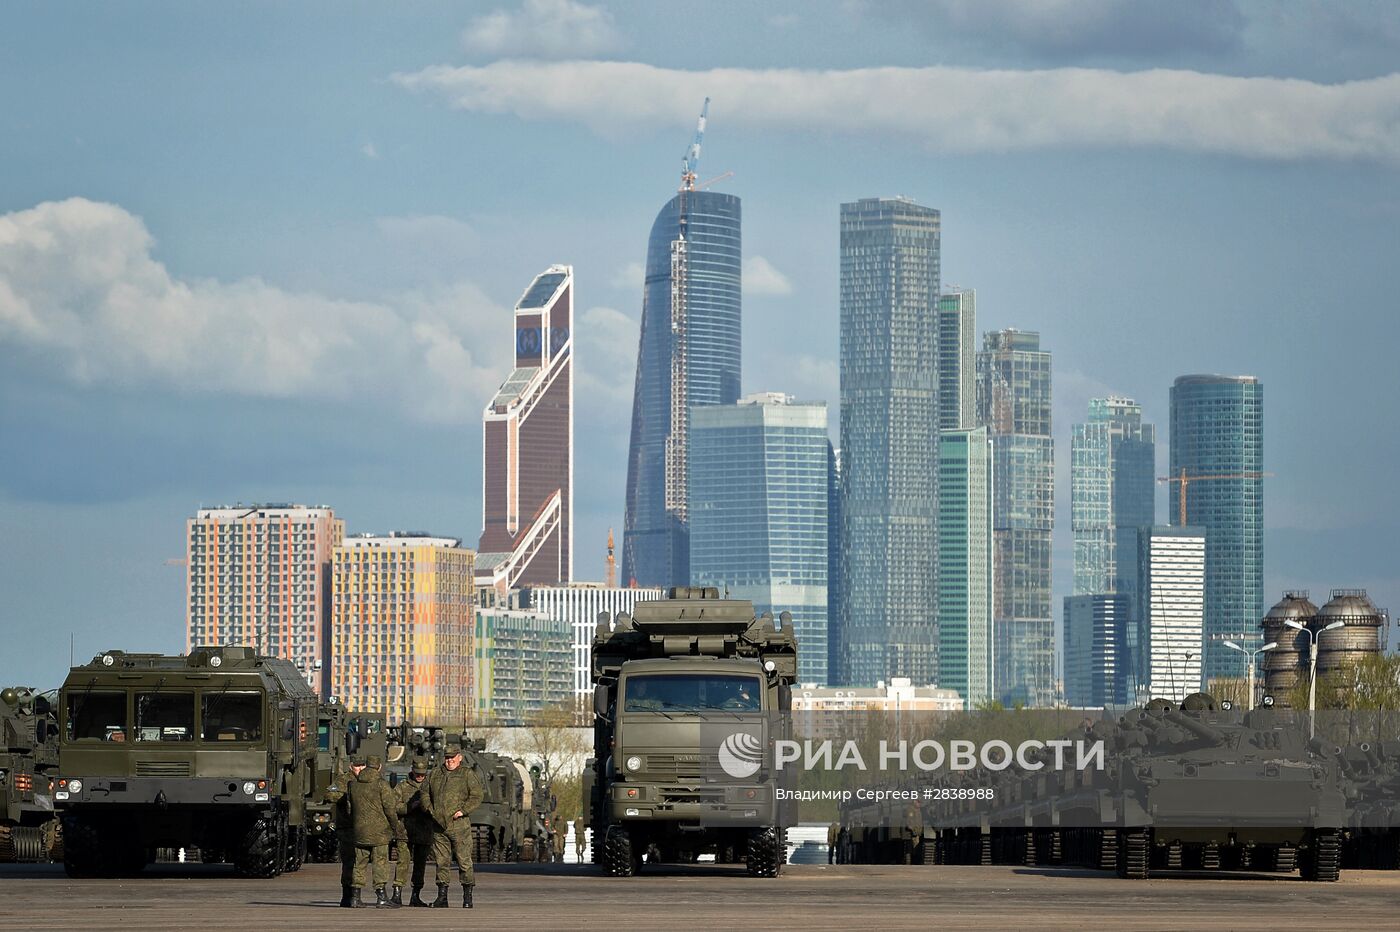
[587,586,798,877]
[1,686,60,862]
[881,693,1348,881]
[55,647,320,878]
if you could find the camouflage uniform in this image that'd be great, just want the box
[573,818,585,860]
[348,761,401,904]
[552,817,567,861]
[327,763,355,904]
[827,821,840,864]
[422,742,485,907]
[394,757,434,905]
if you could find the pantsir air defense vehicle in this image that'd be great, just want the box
[587,587,798,877]
[2,686,60,862]
[55,648,319,878]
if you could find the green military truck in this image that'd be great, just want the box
[55,647,319,878]
[2,686,60,862]
[588,587,798,877]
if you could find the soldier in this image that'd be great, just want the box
[422,739,485,908]
[348,752,402,908]
[394,756,434,907]
[551,816,567,862]
[573,817,586,862]
[329,757,358,908]
[827,820,840,865]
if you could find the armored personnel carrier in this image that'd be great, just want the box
[55,648,319,878]
[587,587,798,877]
[1,686,60,862]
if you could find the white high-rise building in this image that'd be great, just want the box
[1138,527,1206,701]
[519,584,664,698]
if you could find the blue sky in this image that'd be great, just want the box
[2,1,1399,688]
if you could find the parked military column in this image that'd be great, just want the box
[1,686,60,862]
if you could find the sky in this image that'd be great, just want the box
[2,0,1399,689]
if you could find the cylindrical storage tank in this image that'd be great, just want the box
[1315,589,1385,678]
[1259,591,1316,704]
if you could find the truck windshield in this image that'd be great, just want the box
[66,691,127,742]
[136,691,195,742]
[623,674,762,713]
[202,691,263,742]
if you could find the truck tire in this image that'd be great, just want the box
[233,816,285,879]
[60,816,103,878]
[602,827,639,877]
[746,827,782,878]
[283,825,306,873]
[306,830,336,864]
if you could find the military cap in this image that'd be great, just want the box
[367,753,384,768]
[444,739,463,756]
[411,756,430,776]
[351,754,369,767]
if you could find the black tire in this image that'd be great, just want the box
[306,831,336,864]
[745,827,782,878]
[520,836,536,863]
[283,825,306,873]
[602,826,638,877]
[1117,829,1150,880]
[1302,831,1341,882]
[61,817,103,878]
[233,816,285,879]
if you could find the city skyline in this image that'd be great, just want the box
[4,2,1399,691]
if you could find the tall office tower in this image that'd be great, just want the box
[977,330,1055,707]
[621,171,742,589]
[839,197,941,687]
[826,444,843,685]
[1071,396,1156,606]
[1169,375,1264,682]
[518,584,664,703]
[478,265,574,599]
[186,504,343,693]
[329,533,475,725]
[937,288,977,430]
[938,427,994,707]
[1137,526,1206,701]
[1064,593,1132,708]
[690,393,830,684]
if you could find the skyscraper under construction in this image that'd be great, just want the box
[622,102,741,588]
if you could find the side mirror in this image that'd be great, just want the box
[345,730,362,755]
[778,684,792,713]
[593,685,609,719]
[281,718,294,741]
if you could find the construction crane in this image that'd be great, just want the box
[695,170,733,190]
[680,97,710,192]
[1158,467,1272,527]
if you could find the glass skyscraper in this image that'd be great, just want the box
[977,330,1054,707]
[689,394,829,684]
[1169,375,1264,683]
[938,427,994,708]
[622,189,741,588]
[826,443,843,684]
[838,197,940,687]
[937,288,976,431]
[1070,396,1155,597]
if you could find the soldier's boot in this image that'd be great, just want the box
[374,886,390,908]
[339,884,354,908]
[430,883,449,908]
[409,885,427,907]
[462,884,474,908]
[391,885,403,907]
[351,888,366,909]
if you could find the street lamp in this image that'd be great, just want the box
[1223,640,1277,711]
[1284,619,1345,737]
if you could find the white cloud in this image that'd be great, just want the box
[574,304,637,409]
[463,0,622,59]
[393,60,1400,163]
[744,255,793,296]
[361,141,379,159]
[610,260,644,290]
[0,198,509,424]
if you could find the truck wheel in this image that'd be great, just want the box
[602,827,639,877]
[306,831,336,864]
[233,816,285,879]
[520,837,536,862]
[60,816,103,878]
[283,825,306,873]
[746,827,782,878]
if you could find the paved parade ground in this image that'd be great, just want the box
[1,861,1396,931]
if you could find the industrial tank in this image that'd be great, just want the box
[1315,590,1386,677]
[1260,591,1316,702]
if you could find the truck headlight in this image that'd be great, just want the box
[242,781,256,795]
[68,779,83,794]
[625,756,643,772]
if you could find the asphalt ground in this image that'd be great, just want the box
[1,861,1393,931]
